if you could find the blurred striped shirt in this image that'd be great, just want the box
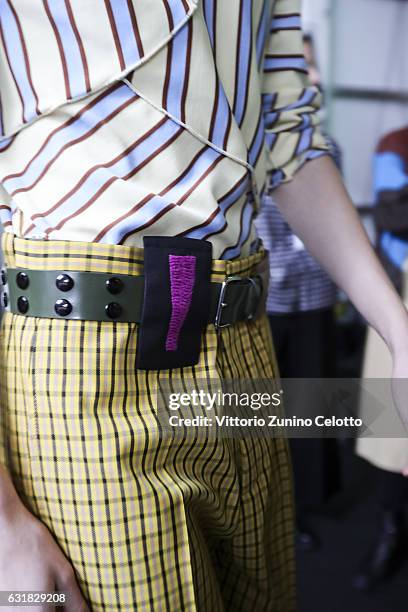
[0,0,327,258]
[256,135,340,313]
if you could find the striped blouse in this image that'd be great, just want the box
[0,0,327,259]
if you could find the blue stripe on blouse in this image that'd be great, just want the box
[108,0,142,66]
[264,55,307,72]
[3,84,138,194]
[45,0,87,97]
[0,0,39,122]
[270,15,301,31]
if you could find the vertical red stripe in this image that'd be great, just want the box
[180,20,193,124]
[162,41,173,110]
[209,78,220,143]
[43,0,71,99]
[162,0,175,30]
[126,0,144,58]
[64,0,91,92]
[240,20,253,127]
[180,0,190,14]
[0,26,26,124]
[104,0,126,71]
[7,0,40,115]
[233,0,244,117]
[212,0,218,57]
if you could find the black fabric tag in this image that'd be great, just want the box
[136,236,212,370]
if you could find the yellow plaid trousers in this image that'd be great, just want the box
[0,234,295,611]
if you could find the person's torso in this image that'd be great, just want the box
[0,0,278,257]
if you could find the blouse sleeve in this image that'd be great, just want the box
[262,0,329,190]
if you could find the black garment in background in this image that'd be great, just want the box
[269,308,341,517]
[379,469,408,513]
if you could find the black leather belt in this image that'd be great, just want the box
[1,267,266,330]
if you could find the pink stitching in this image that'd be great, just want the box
[166,255,196,352]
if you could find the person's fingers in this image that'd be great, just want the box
[55,564,88,612]
[402,466,408,477]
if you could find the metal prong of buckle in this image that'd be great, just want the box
[245,276,260,321]
[214,275,250,331]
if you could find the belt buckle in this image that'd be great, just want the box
[214,275,258,331]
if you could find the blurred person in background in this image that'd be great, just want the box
[355,127,408,591]
[255,34,342,552]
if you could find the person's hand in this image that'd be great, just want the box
[0,469,88,611]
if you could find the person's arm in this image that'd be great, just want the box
[262,0,408,356]
[0,466,88,609]
[274,155,408,353]
[274,156,408,474]
[262,0,408,361]
[261,0,408,473]
[0,184,87,604]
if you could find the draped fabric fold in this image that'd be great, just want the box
[0,0,198,140]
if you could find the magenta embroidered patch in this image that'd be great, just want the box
[136,236,212,369]
[166,255,197,352]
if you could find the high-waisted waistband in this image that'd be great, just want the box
[1,234,269,369]
[1,233,266,281]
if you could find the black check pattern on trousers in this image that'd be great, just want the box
[0,233,295,612]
